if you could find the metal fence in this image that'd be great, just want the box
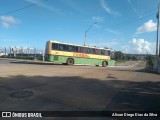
[0,47,45,61]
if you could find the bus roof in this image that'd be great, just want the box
[48,40,114,51]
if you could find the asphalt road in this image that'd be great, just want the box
[0,58,160,120]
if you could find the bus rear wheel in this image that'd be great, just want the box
[102,61,107,67]
[67,58,74,65]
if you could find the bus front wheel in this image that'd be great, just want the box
[67,58,74,65]
[102,61,107,67]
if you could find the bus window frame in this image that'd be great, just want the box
[51,42,112,56]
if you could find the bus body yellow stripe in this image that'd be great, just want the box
[47,50,110,60]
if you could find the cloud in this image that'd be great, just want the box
[25,0,62,14]
[90,39,118,48]
[136,20,157,34]
[91,16,104,23]
[100,0,121,16]
[128,0,141,17]
[2,22,10,28]
[126,38,155,54]
[105,28,120,36]
[62,0,86,14]
[0,16,17,23]
[0,15,19,28]
[85,16,104,30]
[128,0,136,12]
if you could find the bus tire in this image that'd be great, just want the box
[102,61,107,67]
[67,58,74,65]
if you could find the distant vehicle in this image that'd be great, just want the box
[45,40,115,67]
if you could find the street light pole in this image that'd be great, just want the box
[84,22,97,46]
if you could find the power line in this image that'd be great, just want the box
[89,13,157,37]
[104,9,157,29]
[90,8,157,37]
[0,0,48,16]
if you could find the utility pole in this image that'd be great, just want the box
[156,2,160,60]
[156,2,160,73]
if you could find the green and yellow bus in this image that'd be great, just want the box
[45,40,115,67]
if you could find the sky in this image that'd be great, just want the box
[0,0,159,54]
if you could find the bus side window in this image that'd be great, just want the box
[78,47,81,53]
[101,50,105,55]
[87,48,93,54]
[108,50,111,56]
[72,46,76,52]
[98,50,101,55]
[80,47,86,53]
[74,46,78,52]
[68,46,72,51]
[63,44,68,51]
[105,50,108,55]
[59,44,68,51]
[93,49,95,54]
[68,46,78,52]
[59,44,63,50]
[87,48,90,53]
[94,49,100,55]
[52,43,59,50]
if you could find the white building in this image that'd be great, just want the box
[0,52,7,56]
